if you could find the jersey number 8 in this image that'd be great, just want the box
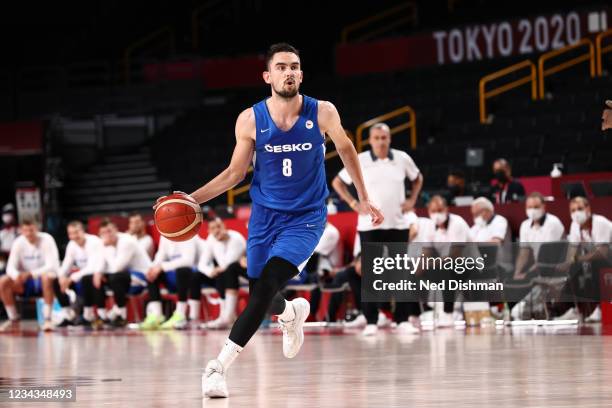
[282,158,292,177]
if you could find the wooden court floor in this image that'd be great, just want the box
[0,323,610,408]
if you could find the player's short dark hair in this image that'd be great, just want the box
[128,212,143,220]
[99,218,116,229]
[265,43,300,69]
[67,220,84,230]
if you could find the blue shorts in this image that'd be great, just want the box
[129,270,147,295]
[247,203,326,279]
[23,277,42,297]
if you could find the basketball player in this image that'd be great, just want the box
[0,219,60,331]
[98,219,151,327]
[53,221,106,328]
[155,43,382,398]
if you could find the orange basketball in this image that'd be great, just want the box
[154,193,202,242]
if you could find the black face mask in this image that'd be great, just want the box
[447,185,461,196]
[494,170,507,182]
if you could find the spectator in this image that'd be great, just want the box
[0,219,60,332]
[491,159,525,204]
[554,197,611,322]
[424,195,470,327]
[332,122,423,336]
[445,169,466,206]
[602,100,612,130]
[53,220,106,328]
[99,219,152,327]
[195,218,246,329]
[128,212,155,260]
[511,192,565,320]
[0,203,19,274]
[140,235,199,330]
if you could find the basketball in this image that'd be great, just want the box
[154,193,202,241]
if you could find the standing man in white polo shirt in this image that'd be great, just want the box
[332,122,423,336]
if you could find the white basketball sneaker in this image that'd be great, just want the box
[362,324,378,337]
[278,298,309,359]
[202,359,228,398]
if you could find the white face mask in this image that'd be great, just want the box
[526,208,544,221]
[2,214,13,224]
[571,210,588,225]
[429,212,448,225]
[474,216,487,228]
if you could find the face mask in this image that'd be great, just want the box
[430,212,448,225]
[526,208,544,221]
[494,170,507,182]
[447,185,461,196]
[2,214,13,224]
[474,216,487,228]
[571,210,588,225]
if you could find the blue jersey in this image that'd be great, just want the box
[250,95,329,212]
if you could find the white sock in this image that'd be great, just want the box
[43,303,52,320]
[117,307,127,320]
[97,308,108,320]
[276,300,295,322]
[176,301,187,316]
[5,305,18,321]
[188,300,200,321]
[222,293,238,321]
[83,307,94,322]
[216,338,243,371]
[148,301,162,317]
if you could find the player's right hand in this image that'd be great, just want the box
[362,200,384,227]
[152,191,195,210]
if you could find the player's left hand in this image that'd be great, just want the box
[363,200,384,227]
[602,100,612,131]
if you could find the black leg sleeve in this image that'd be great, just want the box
[229,257,296,347]
[53,278,71,308]
[175,267,192,302]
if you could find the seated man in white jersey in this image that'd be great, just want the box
[553,196,611,321]
[423,195,471,327]
[98,219,152,327]
[511,192,565,320]
[127,212,155,260]
[139,235,199,330]
[0,218,60,331]
[53,220,106,328]
[195,218,246,329]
